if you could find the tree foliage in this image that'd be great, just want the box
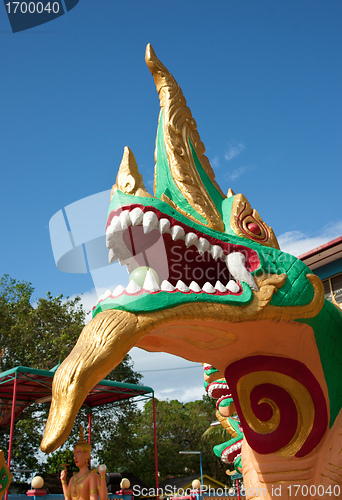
[0,275,85,371]
[97,396,230,487]
[0,275,141,479]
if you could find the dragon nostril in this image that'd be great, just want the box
[247,222,261,235]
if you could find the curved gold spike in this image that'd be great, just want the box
[110,146,153,201]
[145,44,225,231]
[227,188,235,198]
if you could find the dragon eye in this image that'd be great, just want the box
[247,222,261,235]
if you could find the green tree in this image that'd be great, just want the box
[97,396,230,487]
[0,275,142,479]
[0,275,86,371]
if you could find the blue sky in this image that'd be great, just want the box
[1,1,342,401]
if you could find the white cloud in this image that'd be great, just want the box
[227,165,251,181]
[211,156,220,169]
[224,142,245,161]
[278,220,342,257]
[76,287,106,322]
[130,348,205,403]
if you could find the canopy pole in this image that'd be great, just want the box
[6,375,18,500]
[236,478,240,500]
[88,410,92,468]
[152,396,159,492]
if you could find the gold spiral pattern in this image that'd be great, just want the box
[236,370,315,457]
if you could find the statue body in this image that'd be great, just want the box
[60,430,107,500]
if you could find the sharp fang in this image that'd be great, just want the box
[197,237,210,255]
[171,225,185,241]
[215,281,227,293]
[130,207,144,225]
[202,282,216,293]
[185,232,198,248]
[143,211,159,234]
[226,252,258,291]
[159,218,171,234]
[126,280,141,294]
[119,210,131,229]
[161,280,175,291]
[189,281,201,292]
[108,248,118,263]
[143,269,160,292]
[106,216,122,247]
[226,280,240,294]
[118,256,129,267]
[211,245,224,260]
[112,285,124,297]
[176,280,190,292]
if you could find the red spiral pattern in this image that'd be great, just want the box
[225,355,328,457]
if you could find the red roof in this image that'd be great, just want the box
[299,236,342,271]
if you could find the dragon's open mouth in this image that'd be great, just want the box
[99,204,260,302]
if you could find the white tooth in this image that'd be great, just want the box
[126,280,141,294]
[143,269,160,292]
[119,210,132,229]
[226,252,258,291]
[197,237,210,255]
[215,281,227,293]
[143,211,159,234]
[112,285,124,297]
[185,232,198,248]
[130,207,144,225]
[108,248,118,263]
[171,225,185,241]
[202,282,216,293]
[226,280,240,294]
[159,218,171,234]
[106,216,122,246]
[161,280,175,291]
[211,245,224,260]
[99,289,112,301]
[189,281,201,293]
[176,280,190,292]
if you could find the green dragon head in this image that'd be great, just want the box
[92,44,322,320]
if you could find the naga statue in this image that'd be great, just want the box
[41,45,342,500]
[203,364,243,474]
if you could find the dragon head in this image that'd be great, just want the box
[92,44,321,321]
[41,45,325,456]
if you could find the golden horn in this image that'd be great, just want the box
[145,44,225,231]
[110,146,152,201]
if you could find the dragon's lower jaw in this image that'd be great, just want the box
[40,274,324,453]
[41,309,157,453]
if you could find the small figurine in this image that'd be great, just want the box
[60,426,107,500]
